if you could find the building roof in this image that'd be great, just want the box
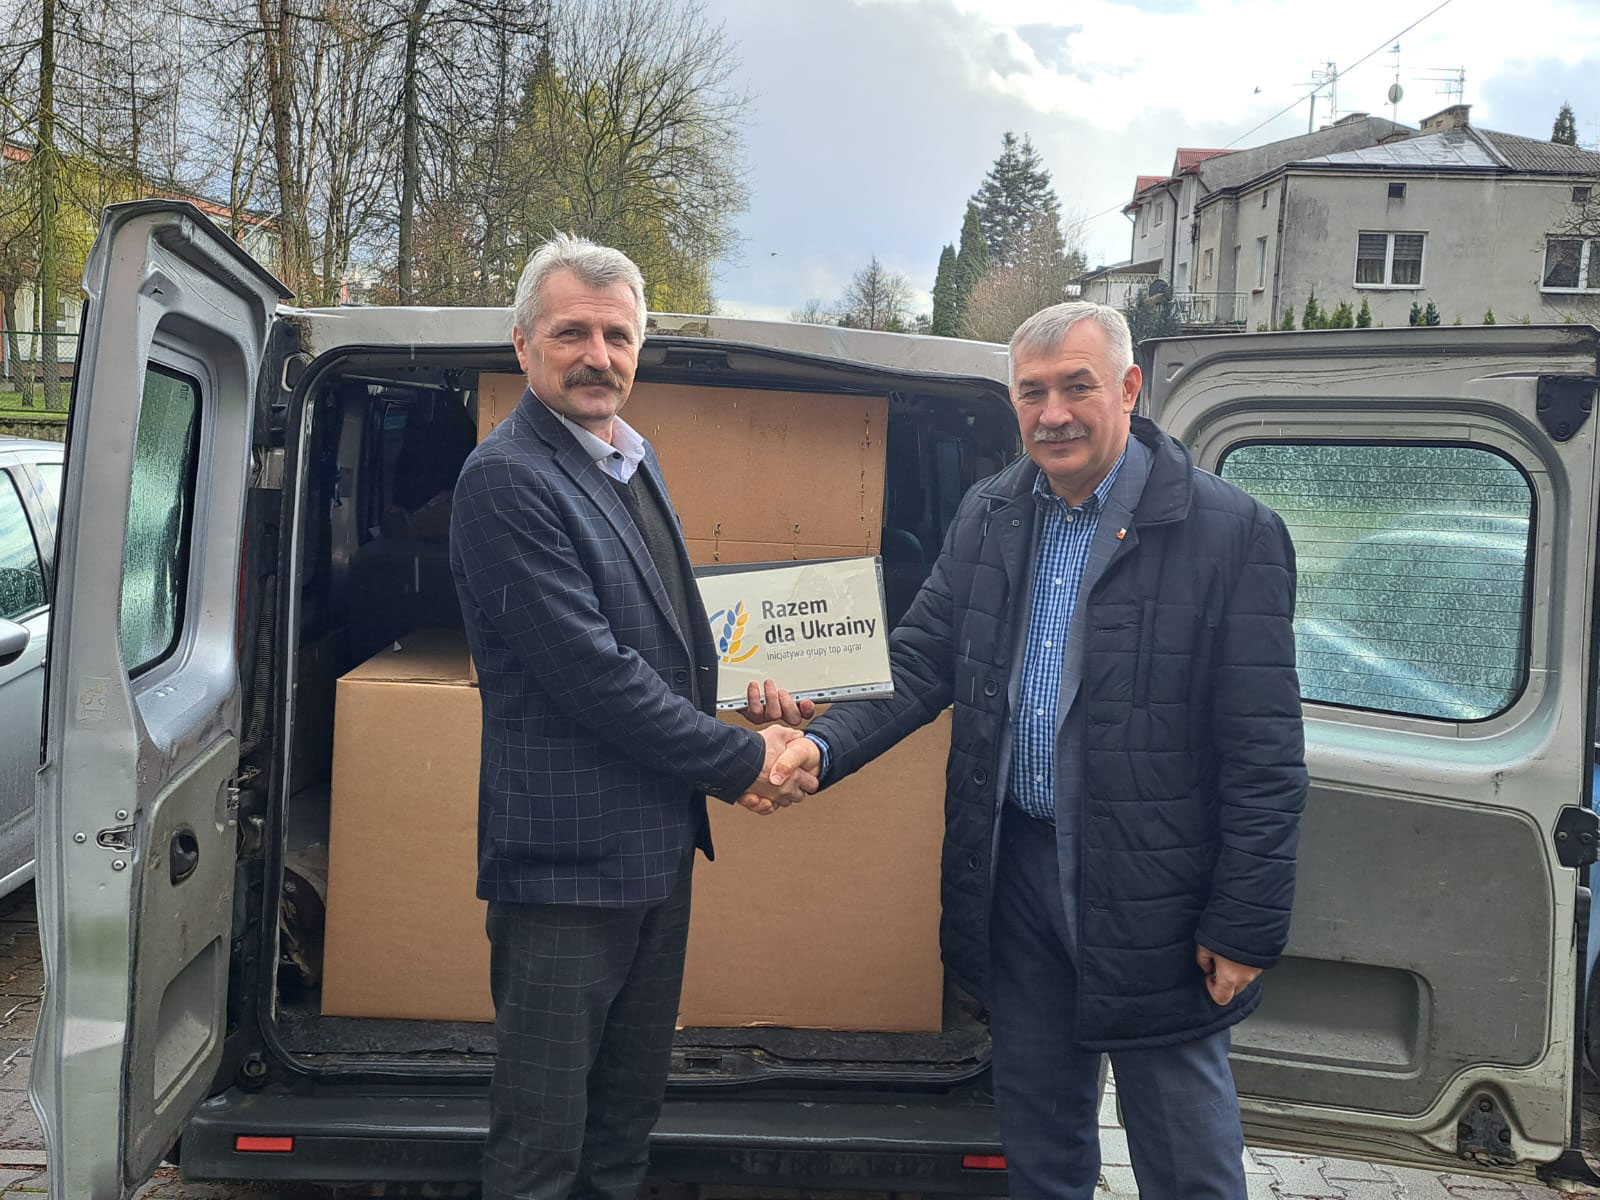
[1174,148,1232,174]
[1296,125,1600,176]
[1475,128,1600,174]
[1131,174,1167,198]
[1079,258,1163,283]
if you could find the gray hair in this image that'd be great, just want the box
[512,233,648,344]
[1008,301,1134,387]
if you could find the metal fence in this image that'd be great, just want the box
[1,331,80,407]
[1171,292,1248,328]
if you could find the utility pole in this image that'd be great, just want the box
[37,0,60,411]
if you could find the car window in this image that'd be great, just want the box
[33,462,61,509]
[120,367,201,675]
[0,472,46,623]
[1221,442,1534,721]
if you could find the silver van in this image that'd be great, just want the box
[33,200,1600,1193]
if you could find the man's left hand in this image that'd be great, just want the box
[740,679,816,728]
[1195,944,1261,1006]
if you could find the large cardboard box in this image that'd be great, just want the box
[677,711,949,1032]
[320,638,950,1032]
[476,374,888,563]
[321,632,492,1023]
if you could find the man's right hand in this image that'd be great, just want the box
[735,728,821,816]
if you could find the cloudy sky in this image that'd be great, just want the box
[700,0,1600,320]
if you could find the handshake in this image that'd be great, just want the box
[730,679,825,816]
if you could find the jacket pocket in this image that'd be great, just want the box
[1133,599,1157,708]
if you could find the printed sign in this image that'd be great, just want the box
[694,557,893,710]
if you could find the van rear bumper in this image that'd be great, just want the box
[180,1087,1009,1193]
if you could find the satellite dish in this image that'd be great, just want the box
[1387,83,1404,105]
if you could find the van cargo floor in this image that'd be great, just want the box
[274,999,990,1077]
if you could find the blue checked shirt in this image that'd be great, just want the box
[1009,452,1126,821]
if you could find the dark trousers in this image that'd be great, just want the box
[989,808,1246,1200]
[483,855,693,1200]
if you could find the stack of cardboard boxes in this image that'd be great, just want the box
[321,375,950,1033]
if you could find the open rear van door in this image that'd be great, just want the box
[1145,325,1600,1179]
[29,201,288,1197]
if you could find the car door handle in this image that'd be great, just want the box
[169,828,200,886]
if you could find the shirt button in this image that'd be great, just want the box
[1054,577,1063,586]
[1036,707,1045,716]
[1044,640,1052,649]
[1064,514,1075,523]
[1034,773,1044,783]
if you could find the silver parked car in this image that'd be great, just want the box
[0,436,62,898]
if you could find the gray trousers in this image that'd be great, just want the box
[989,808,1246,1200]
[483,855,693,1200]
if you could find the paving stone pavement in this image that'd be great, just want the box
[0,881,1590,1198]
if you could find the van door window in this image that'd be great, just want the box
[1220,442,1534,721]
[120,367,201,674]
[0,474,46,621]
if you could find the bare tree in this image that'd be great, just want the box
[790,298,836,324]
[838,255,913,332]
[960,209,1086,342]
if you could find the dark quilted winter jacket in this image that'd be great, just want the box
[808,415,1306,1050]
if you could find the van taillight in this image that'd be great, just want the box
[235,1134,294,1152]
[962,1154,1006,1170]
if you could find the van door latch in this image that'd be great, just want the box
[1554,806,1599,868]
[95,824,135,853]
[1536,375,1596,442]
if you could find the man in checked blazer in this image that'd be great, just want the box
[450,234,817,1200]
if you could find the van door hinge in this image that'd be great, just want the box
[95,824,135,853]
[1535,375,1596,442]
[1554,806,1599,868]
[1455,1093,1517,1166]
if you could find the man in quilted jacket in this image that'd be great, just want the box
[765,301,1307,1199]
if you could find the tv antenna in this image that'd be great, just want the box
[1308,61,1338,132]
[1416,66,1466,105]
[1387,44,1404,123]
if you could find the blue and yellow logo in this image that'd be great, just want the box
[708,601,760,665]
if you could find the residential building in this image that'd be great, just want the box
[1193,105,1600,330]
[1119,115,1410,327]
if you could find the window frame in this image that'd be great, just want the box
[1387,181,1407,200]
[1353,230,1427,289]
[1573,185,1591,204]
[120,361,205,679]
[1216,437,1537,725]
[1203,247,1214,279]
[1255,236,1268,290]
[0,467,50,623]
[1540,234,1600,294]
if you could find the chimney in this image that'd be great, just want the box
[1420,104,1471,134]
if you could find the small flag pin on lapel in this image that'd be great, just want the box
[1116,528,1127,540]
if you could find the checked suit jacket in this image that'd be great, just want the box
[449,389,765,908]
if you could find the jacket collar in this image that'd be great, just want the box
[978,415,1192,528]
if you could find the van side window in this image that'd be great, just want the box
[1220,442,1534,721]
[120,366,201,674]
[0,473,46,622]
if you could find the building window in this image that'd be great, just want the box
[1231,244,1241,287]
[1355,231,1426,288]
[1203,248,1214,279]
[1255,237,1268,289]
[1261,187,1270,208]
[1573,185,1591,204]
[1154,204,1164,227]
[1387,181,1407,200]
[1541,236,1600,292]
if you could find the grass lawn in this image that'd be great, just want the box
[0,389,68,419]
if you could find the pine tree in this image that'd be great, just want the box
[1277,306,1296,331]
[1553,102,1579,147]
[1328,301,1354,328]
[1356,298,1373,327]
[930,244,958,337]
[1408,301,1424,326]
[1423,300,1441,326]
[1483,308,1497,324]
[951,202,989,334]
[972,132,1061,268]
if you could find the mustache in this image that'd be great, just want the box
[1032,423,1089,444]
[563,365,624,392]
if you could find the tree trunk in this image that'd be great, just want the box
[396,0,430,301]
[259,0,310,294]
[38,0,61,411]
[1,289,21,406]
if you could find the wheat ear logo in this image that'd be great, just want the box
[708,601,760,665]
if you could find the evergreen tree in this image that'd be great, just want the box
[951,202,989,333]
[1408,301,1424,326]
[1122,287,1179,348]
[1277,306,1296,331]
[1356,297,1373,328]
[1483,307,1497,324]
[1553,102,1579,146]
[930,244,958,337]
[1302,290,1324,330]
[972,132,1060,268]
[1328,301,1355,328]
[1423,300,1441,326]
